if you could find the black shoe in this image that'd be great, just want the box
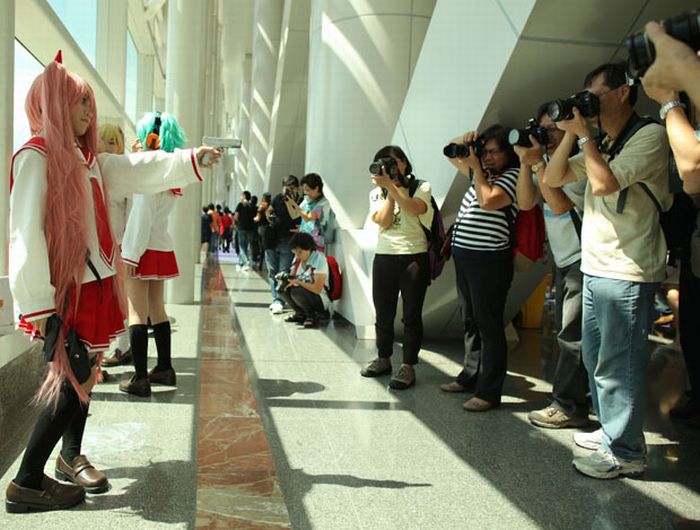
[303,318,318,328]
[284,314,305,324]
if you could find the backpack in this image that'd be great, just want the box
[613,114,698,258]
[408,178,447,282]
[504,204,546,271]
[325,255,342,301]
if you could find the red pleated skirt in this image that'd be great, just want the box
[135,249,179,280]
[19,276,126,353]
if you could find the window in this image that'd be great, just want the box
[125,30,138,123]
[13,41,44,151]
[47,0,97,66]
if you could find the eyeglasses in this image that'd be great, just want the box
[482,148,504,157]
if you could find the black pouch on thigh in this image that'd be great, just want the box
[42,315,92,384]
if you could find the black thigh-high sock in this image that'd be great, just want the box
[152,321,172,372]
[60,393,90,464]
[14,382,81,490]
[129,324,149,380]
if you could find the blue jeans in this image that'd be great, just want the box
[265,237,293,303]
[582,274,657,460]
[209,232,219,253]
[237,229,255,267]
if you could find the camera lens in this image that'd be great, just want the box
[627,9,700,80]
[369,161,382,174]
[546,99,567,122]
[443,143,469,158]
[508,128,531,147]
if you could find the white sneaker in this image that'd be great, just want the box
[270,301,284,314]
[574,428,604,451]
[572,448,645,479]
[241,265,251,272]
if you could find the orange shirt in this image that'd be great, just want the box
[209,210,221,233]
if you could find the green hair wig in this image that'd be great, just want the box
[136,111,187,153]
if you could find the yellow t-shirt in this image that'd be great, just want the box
[369,181,434,255]
[569,122,671,283]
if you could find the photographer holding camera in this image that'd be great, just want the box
[283,172,334,251]
[361,145,433,390]
[279,232,330,328]
[544,62,671,478]
[266,175,302,314]
[641,23,700,427]
[640,20,700,111]
[439,125,519,412]
[513,106,589,429]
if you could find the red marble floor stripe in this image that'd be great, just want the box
[196,262,291,529]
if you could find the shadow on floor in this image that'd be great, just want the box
[212,261,700,530]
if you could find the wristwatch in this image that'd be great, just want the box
[531,160,546,173]
[659,99,686,120]
[577,136,591,149]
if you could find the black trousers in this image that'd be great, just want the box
[550,260,589,415]
[281,285,324,318]
[680,257,700,406]
[372,253,430,365]
[454,250,513,404]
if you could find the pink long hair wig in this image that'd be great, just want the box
[25,58,98,405]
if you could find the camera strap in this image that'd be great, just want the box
[606,113,658,214]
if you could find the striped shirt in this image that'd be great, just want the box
[452,168,519,252]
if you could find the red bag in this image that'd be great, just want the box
[512,205,545,267]
[325,255,343,301]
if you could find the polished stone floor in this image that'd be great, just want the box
[1,253,699,529]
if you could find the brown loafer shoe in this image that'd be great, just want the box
[462,397,497,412]
[149,367,176,386]
[55,454,109,494]
[119,375,151,397]
[440,381,471,393]
[5,475,85,513]
[101,347,133,367]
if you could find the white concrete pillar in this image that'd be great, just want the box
[305,0,436,335]
[306,0,435,229]
[164,0,206,304]
[136,54,155,119]
[236,55,252,193]
[96,0,128,106]
[247,1,283,197]
[0,1,14,276]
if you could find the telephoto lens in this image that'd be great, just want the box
[508,119,549,148]
[443,140,483,158]
[443,143,469,158]
[627,9,700,80]
[547,91,599,122]
[369,156,396,175]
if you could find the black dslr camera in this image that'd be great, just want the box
[627,9,700,81]
[546,91,600,122]
[508,119,549,148]
[369,157,396,176]
[443,139,484,159]
[275,271,294,292]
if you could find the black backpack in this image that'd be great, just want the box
[408,177,447,283]
[611,114,698,258]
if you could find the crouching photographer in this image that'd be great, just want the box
[279,232,331,329]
